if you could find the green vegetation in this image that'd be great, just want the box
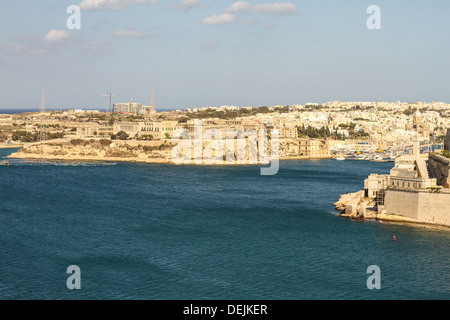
[70,139,85,146]
[297,125,332,139]
[352,131,371,138]
[142,145,159,152]
[428,187,441,193]
[351,105,375,110]
[338,123,356,129]
[99,139,112,146]
[126,114,144,121]
[12,131,37,142]
[108,117,117,126]
[441,150,450,159]
[111,131,129,140]
[138,134,154,141]
[296,123,370,140]
[142,142,174,152]
[47,132,65,139]
[183,106,289,120]
[158,142,174,150]
[304,105,325,111]
[403,106,427,116]
[12,130,65,142]
[0,130,8,142]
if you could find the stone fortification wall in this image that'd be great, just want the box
[428,153,450,188]
[384,188,450,226]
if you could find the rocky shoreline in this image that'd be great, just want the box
[7,151,335,165]
[334,191,450,230]
[5,139,335,165]
[0,144,23,149]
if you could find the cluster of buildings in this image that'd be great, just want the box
[112,101,156,115]
[4,99,449,158]
[358,132,450,227]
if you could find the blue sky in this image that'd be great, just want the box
[1,0,450,110]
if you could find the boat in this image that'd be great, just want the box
[371,154,385,162]
[336,156,345,161]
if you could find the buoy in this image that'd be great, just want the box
[393,235,397,242]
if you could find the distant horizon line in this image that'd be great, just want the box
[2,100,450,112]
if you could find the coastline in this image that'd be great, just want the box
[334,191,450,230]
[5,151,172,164]
[5,147,336,165]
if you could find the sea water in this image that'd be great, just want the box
[0,148,449,300]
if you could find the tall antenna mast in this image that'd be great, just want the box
[102,92,114,113]
[38,86,46,141]
[150,86,154,107]
[40,86,45,113]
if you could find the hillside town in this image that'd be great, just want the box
[1,100,449,162]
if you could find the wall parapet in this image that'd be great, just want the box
[428,153,450,188]
[429,152,450,166]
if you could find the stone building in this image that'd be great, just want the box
[445,128,450,151]
[139,120,178,140]
[113,101,143,113]
[360,152,449,226]
[298,138,330,157]
[405,110,430,138]
[113,122,141,138]
[77,125,113,138]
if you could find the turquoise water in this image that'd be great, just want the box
[0,148,449,300]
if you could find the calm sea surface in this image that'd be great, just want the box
[0,148,449,300]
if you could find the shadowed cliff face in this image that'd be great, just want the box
[428,153,450,188]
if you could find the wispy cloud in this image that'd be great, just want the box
[79,0,159,11]
[202,1,297,25]
[2,42,47,56]
[166,0,209,11]
[2,43,28,54]
[112,29,156,38]
[225,2,297,15]
[2,29,74,56]
[43,30,71,43]
[201,12,237,25]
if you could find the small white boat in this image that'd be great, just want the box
[336,156,345,161]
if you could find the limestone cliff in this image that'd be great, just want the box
[8,138,332,164]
